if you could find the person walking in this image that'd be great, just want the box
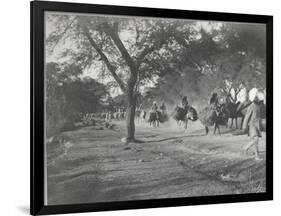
[242,91,263,161]
[209,92,219,109]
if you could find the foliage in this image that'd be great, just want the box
[46,62,108,137]
[142,23,266,107]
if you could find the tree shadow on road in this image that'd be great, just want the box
[144,134,205,143]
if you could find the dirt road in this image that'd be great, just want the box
[46,120,266,205]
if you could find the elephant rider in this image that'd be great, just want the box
[225,94,232,104]
[181,96,194,120]
[242,91,263,161]
[237,91,250,112]
[181,96,190,110]
[209,92,220,110]
[151,101,159,118]
[151,101,158,113]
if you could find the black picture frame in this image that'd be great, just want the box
[31,1,273,215]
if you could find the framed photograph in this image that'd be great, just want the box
[31,1,273,215]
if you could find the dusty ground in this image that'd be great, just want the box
[46,119,266,205]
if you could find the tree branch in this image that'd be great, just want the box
[135,24,140,45]
[172,33,204,72]
[136,45,157,68]
[103,22,137,75]
[82,25,127,92]
[48,17,77,53]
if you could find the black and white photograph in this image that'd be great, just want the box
[45,11,268,206]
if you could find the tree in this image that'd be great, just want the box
[46,13,196,142]
[142,23,266,106]
[142,26,224,107]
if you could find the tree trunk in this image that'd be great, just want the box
[126,93,137,142]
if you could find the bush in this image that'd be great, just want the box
[45,62,108,138]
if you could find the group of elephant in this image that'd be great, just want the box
[144,100,266,135]
[135,109,169,127]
